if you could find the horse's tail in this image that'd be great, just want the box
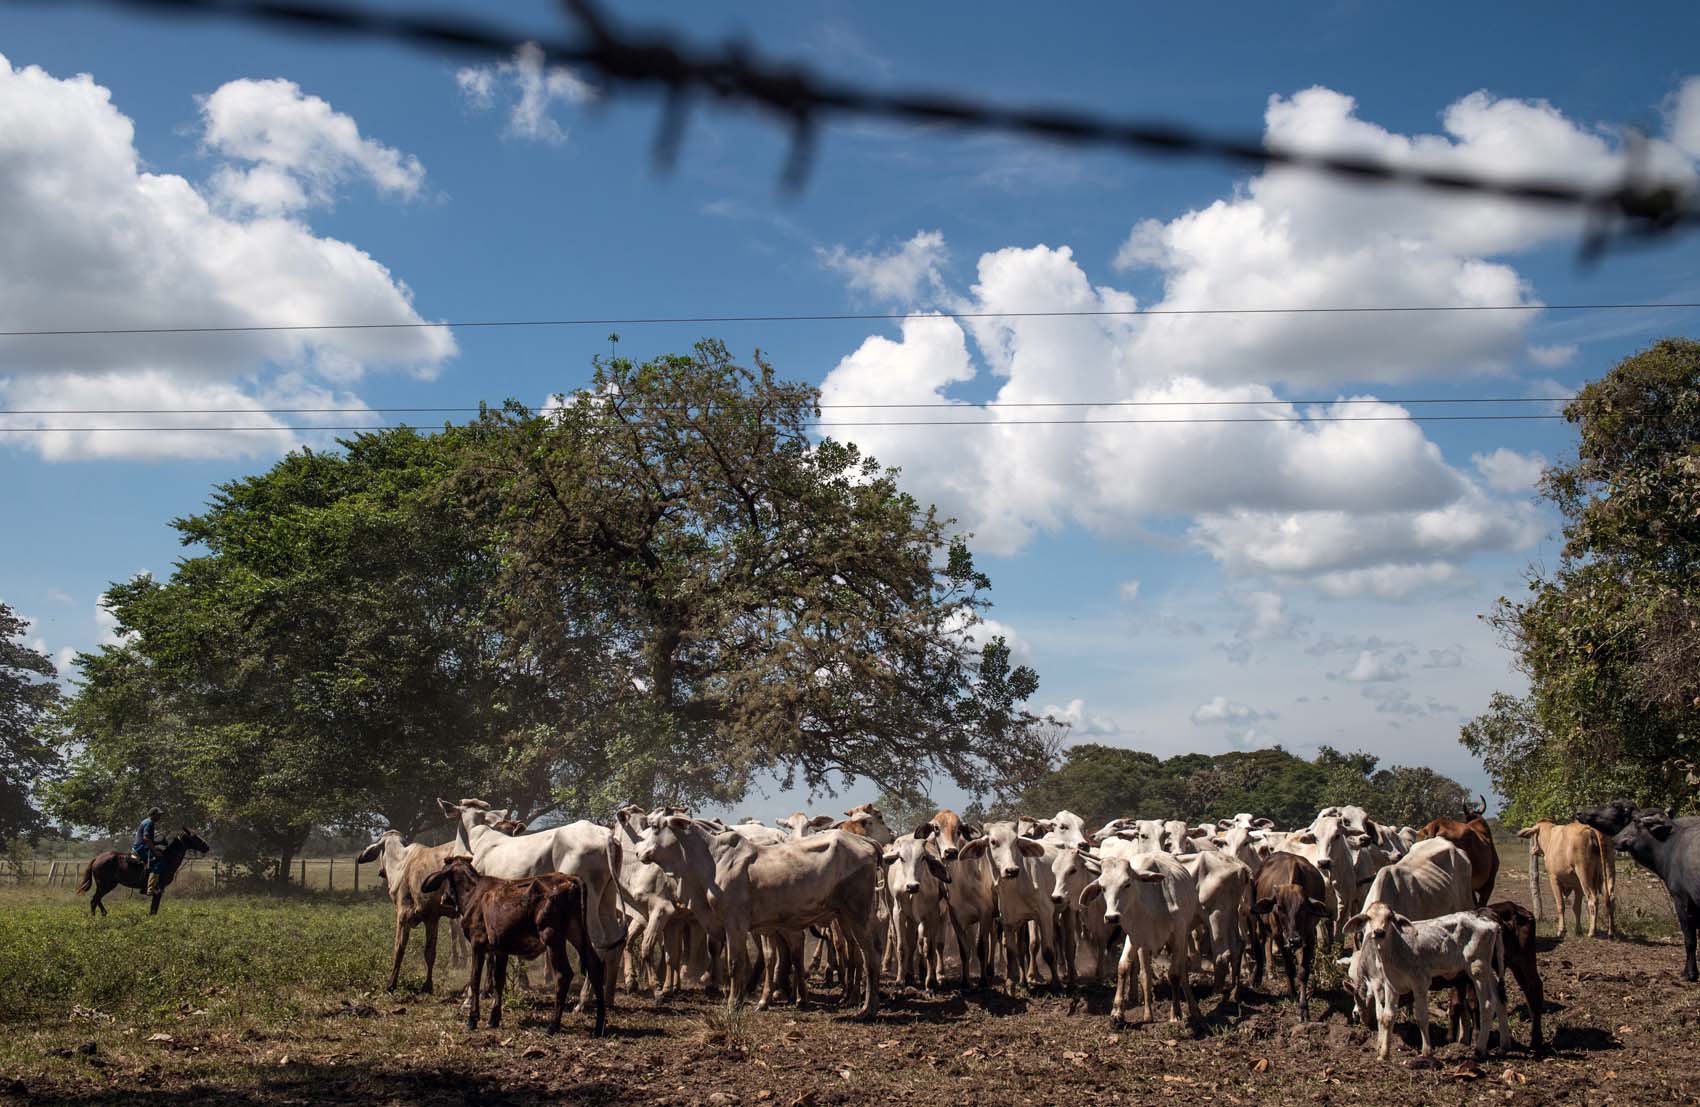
[74,858,95,895]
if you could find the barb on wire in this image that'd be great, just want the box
[30,0,1700,250]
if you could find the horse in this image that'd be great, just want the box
[75,828,211,916]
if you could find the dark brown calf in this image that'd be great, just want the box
[1445,901,1542,1050]
[1417,795,1500,907]
[1249,851,1330,1020]
[422,857,607,1036]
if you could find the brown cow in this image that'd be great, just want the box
[1248,851,1331,1020]
[421,857,607,1036]
[1417,795,1499,907]
[1517,819,1616,939]
[356,831,462,993]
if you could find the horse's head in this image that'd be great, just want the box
[177,828,211,855]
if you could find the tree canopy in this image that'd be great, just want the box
[1464,338,1700,824]
[47,342,1051,870]
[0,602,60,846]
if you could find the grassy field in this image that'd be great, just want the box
[2,852,1696,1107]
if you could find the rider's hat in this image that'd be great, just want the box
[148,806,164,817]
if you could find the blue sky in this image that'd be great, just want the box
[4,1,1699,816]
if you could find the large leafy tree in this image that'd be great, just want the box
[51,429,520,877]
[465,340,1050,814]
[0,603,60,845]
[1469,338,1700,818]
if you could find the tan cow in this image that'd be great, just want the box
[1517,819,1617,938]
[356,830,462,993]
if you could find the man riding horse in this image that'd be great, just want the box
[134,806,164,896]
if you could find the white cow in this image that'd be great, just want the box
[439,798,627,1005]
[1082,851,1203,1025]
[959,820,1062,992]
[1048,843,1112,982]
[612,805,702,996]
[883,829,956,992]
[1359,837,1474,922]
[774,812,836,838]
[634,815,882,1018]
[1286,816,1362,937]
[1344,903,1511,1060]
[931,810,997,989]
[1179,849,1252,999]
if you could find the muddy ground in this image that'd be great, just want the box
[5,851,1696,1107]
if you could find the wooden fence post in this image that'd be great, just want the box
[327,859,334,891]
[299,857,307,886]
[353,859,359,893]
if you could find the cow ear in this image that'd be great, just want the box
[1216,819,1233,830]
[421,869,447,893]
[1133,871,1166,883]
[911,822,936,841]
[1080,880,1104,904]
[810,815,836,829]
[963,824,984,839]
[1253,818,1275,829]
[1515,826,1537,838]
[1343,912,1369,936]
[1362,818,1379,836]
[959,839,990,859]
[925,857,951,885]
[437,798,460,818]
[667,815,694,831]
[1016,838,1047,858]
[1293,831,1316,844]
[1251,897,1275,916]
[356,841,383,864]
[1394,913,1417,932]
[1187,826,1210,838]
[1307,898,1330,918]
[881,851,899,866]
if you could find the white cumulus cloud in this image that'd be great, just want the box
[817,230,948,305]
[1472,448,1547,493]
[200,77,426,215]
[1190,696,1276,725]
[0,56,454,461]
[1044,697,1120,735]
[1333,649,1409,683]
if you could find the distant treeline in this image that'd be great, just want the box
[1000,743,1471,830]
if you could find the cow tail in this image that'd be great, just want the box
[594,831,632,954]
[74,859,94,895]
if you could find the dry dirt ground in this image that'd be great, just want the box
[5,850,1698,1107]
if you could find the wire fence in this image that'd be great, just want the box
[4,856,387,894]
[27,0,1700,258]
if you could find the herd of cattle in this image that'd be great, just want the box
[353,797,1700,1062]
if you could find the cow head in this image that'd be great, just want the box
[841,804,896,846]
[1613,811,1676,865]
[419,855,479,915]
[1079,854,1166,927]
[959,820,1044,881]
[929,810,968,861]
[635,813,699,869]
[1343,902,1412,948]
[1049,844,1100,905]
[774,812,835,838]
[1575,799,1641,836]
[1251,884,1329,951]
[882,835,950,897]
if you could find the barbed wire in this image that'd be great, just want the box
[0,396,1576,415]
[0,301,1694,339]
[0,414,1568,434]
[29,0,1700,256]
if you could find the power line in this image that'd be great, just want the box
[0,302,1695,339]
[0,396,1577,415]
[25,0,1700,255]
[0,414,1568,433]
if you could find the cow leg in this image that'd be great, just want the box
[488,953,509,1029]
[1375,984,1395,1060]
[1412,978,1432,1056]
[1000,920,1025,995]
[1139,946,1156,1024]
[725,926,751,1010]
[1110,937,1133,1026]
[1679,895,1700,982]
[466,946,485,1030]
[1297,939,1314,1022]
[546,941,571,1034]
[421,916,439,994]
[1036,910,1061,990]
[1175,939,1201,1025]
[388,916,412,992]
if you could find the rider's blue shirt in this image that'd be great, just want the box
[134,816,155,853]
